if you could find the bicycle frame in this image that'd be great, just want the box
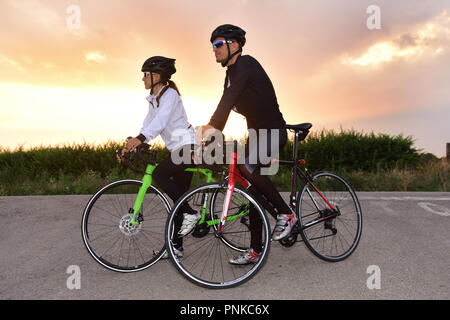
[128,163,216,226]
[218,130,340,234]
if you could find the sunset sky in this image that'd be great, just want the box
[0,0,449,156]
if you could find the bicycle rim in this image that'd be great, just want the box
[297,171,362,262]
[165,183,270,289]
[81,180,170,272]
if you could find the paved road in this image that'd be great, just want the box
[1,192,449,300]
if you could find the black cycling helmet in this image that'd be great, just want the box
[141,56,176,79]
[210,24,246,46]
[210,24,246,67]
[141,56,176,94]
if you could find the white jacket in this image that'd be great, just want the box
[140,86,195,151]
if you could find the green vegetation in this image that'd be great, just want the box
[0,129,448,196]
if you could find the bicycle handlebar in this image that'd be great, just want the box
[116,143,157,175]
[116,139,226,175]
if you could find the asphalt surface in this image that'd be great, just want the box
[1,192,449,300]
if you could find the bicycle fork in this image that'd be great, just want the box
[217,151,249,234]
[128,166,156,226]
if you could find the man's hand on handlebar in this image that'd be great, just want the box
[196,124,216,145]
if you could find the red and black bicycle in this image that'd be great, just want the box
[165,123,363,289]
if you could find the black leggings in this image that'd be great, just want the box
[152,145,195,248]
[239,128,291,253]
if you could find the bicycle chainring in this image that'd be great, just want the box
[192,222,210,238]
[279,233,298,247]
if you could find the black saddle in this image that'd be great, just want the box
[285,123,312,141]
[285,123,312,132]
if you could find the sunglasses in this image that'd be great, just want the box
[143,72,157,78]
[212,40,234,49]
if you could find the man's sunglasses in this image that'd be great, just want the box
[212,40,234,49]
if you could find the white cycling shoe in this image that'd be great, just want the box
[272,213,297,241]
[178,212,201,236]
[228,248,261,265]
[160,247,184,259]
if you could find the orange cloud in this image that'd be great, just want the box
[341,10,449,67]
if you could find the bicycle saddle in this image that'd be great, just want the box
[285,123,312,131]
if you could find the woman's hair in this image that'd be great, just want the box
[167,80,181,96]
[155,79,181,107]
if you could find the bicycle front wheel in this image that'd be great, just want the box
[81,179,170,272]
[297,171,362,262]
[165,183,271,289]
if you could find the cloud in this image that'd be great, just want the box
[341,10,450,67]
[0,55,25,72]
[85,52,106,64]
[0,0,449,155]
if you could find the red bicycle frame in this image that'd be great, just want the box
[218,149,249,233]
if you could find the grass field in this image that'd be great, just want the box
[1,129,448,196]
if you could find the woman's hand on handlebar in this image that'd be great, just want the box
[125,137,142,152]
[115,148,125,163]
[116,137,142,163]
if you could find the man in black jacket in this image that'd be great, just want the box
[182,24,297,264]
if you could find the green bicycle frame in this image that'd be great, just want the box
[129,163,215,226]
[200,190,250,227]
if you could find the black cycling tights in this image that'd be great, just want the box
[152,146,195,249]
[238,164,292,253]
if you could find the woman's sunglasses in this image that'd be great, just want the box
[143,72,157,78]
[212,40,234,49]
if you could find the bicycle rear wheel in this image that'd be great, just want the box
[297,171,362,262]
[81,179,170,272]
[165,183,270,289]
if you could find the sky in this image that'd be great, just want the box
[0,0,449,157]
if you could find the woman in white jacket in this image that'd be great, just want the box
[123,56,199,257]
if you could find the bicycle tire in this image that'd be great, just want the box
[297,171,362,262]
[165,182,271,289]
[81,179,171,272]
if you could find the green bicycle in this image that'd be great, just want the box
[81,143,222,272]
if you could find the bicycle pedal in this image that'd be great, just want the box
[279,233,298,247]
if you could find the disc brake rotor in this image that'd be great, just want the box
[119,214,142,236]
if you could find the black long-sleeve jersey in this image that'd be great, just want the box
[208,55,286,131]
